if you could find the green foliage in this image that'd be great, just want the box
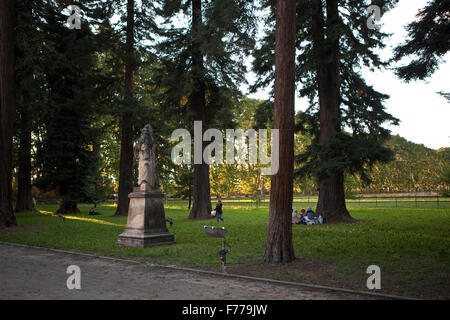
[394,0,450,81]
[252,100,273,131]
[152,0,258,128]
[31,2,114,211]
[442,168,450,185]
[154,0,257,88]
[210,164,242,197]
[345,135,450,192]
[170,165,193,202]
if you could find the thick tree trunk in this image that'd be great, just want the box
[188,84,212,219]
[115,0,135,217]
[189,163,212,219]
[264,0,296,263]
[312,0,355,223]
[188,0,212,220]
[0,0,18,228]
[317,172,354,223]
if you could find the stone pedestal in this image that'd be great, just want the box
[116,189,175,247]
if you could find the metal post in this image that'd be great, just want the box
[203,226,228,273]
[222,238,226,273]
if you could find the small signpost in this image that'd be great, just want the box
[203,226,228,272]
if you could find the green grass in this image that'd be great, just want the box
[1,204,449,299]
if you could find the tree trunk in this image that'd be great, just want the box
[57,198,80,215]
[317,171,354,223]
[0,0,17,228]
[312,0,355,223]
[188,0,212,220]
[15,104,33,212]
[15,18,34,213]
[264,0,296,263]
[189,163,212,219]
[188,182,192,210]
[115,0,135,217]
[115,114,134,216]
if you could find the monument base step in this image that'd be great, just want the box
[116,232,175,248]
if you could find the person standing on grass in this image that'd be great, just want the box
[215,200,223,222]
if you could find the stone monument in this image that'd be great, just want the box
[116,124,175,247]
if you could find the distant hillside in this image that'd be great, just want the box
[349,135,449,192]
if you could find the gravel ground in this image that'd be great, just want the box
[0,243,379,300]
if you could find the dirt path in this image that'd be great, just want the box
[0,243,379,300]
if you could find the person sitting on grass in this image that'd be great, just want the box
[306,207,315,219]
[304,207,316,224]
[299,208,307,224]
[292,209,301,224]
[215,200,223,222]
[88,208,102,216]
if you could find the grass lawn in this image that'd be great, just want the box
[1,203,448,299]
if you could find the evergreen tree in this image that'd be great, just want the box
[253,0,399,223]
[34,2,110,214]
[154,0,257,219]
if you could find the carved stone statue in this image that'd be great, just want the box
[116,124,175,248]
[135,124,160,191]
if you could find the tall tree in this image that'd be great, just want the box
[310,0,352,223]
[253,0,399,223]
[115,0,136,216]
[264,0,296,263]
[154,0,257,219]
[34,2,107,214]
[0,0,17,227]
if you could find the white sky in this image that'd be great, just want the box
[245,0,449,150]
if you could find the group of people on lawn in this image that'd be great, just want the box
[212,200,323,225]
[292,207,323,225]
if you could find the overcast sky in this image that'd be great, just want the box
[245,0,449,150]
